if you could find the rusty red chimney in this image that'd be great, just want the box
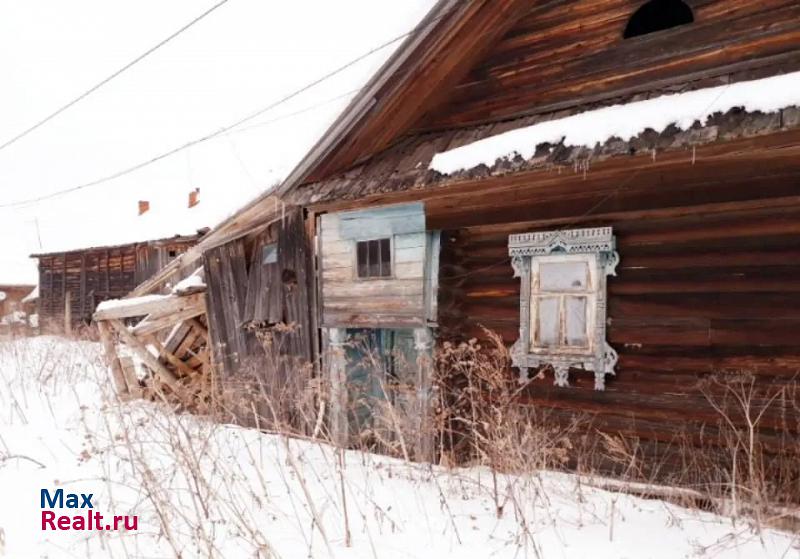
[188,188,200,208]
[138,200,150,215]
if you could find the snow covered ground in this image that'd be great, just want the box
[0,337,796,558]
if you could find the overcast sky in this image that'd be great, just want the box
[0,0,436,285]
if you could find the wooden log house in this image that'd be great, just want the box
[98,0,800,474]
[270,0,800,463]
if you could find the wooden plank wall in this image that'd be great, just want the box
[37,240,195,330]
[204,239,250,376]
[319,205,427,327]
[436,184,800,468]
[417,0,800,132]
[204,208,314,380]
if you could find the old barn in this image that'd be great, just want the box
[34,234,202,331]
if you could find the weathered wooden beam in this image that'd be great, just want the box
[147,335,196,377]
[119,356,142,398]
[107,319,181,392]
[97,320,127,397]
[94,292,204,321]
[187,318,208,342]
[132,302,206,338]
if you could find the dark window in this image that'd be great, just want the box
[262,243,278,265]
[623,0,693,39]
[356,238,391,278]
[168,250,177,258]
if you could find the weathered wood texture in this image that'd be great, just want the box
[433,159,800,455]
[319,205,427,327]
[280,0,800,195]
[292,107,800,210]
[204,208,314,381]
[415,0,800,132]
[36,238,197,330]
[0,284,35,316]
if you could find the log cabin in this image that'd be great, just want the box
[99,0,800,478]
[273,0,800,467]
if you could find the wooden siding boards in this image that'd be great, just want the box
[204,239,250,376]
[415,0,800,132]
[319,204,429,328]
[205,208,314,380]
[34,238,197,329]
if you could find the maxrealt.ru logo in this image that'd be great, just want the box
[40,488,138,531]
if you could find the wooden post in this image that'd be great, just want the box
[97,320,127,397]
[119,357,141,398]
[64,292,72,336]
[327,328,348,447]
[414,327,435,463]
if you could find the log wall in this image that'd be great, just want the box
[435,174,800,464]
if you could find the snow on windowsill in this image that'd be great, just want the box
[430,71,800,176]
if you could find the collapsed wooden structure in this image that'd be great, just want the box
[98,0,800,474]
[92,196,316,417]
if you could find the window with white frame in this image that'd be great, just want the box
[509,228,619,390]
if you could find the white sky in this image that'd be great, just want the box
[0,0,436,284]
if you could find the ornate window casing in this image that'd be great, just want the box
[509,227,619,390]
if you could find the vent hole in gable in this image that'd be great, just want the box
[623,0,694,39]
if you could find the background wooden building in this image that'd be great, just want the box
[33,234,201,331]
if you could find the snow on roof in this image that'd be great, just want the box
[171,271,205,295]
[95,293,170,313]
[430,71,800,175]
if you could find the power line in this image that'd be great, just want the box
[0,5,457,209]
[0,0,232,155]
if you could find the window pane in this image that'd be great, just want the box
[540,261,588,291]
[368,240,381,277]
[262,243,278,265]
[565,296,588,347]
[379,238,391,277]
[536,297,559,348]
[357,241,369,277]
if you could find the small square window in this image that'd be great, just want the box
[262,243,278,265]
[356,238,391,278]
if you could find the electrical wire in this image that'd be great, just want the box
[0,4,459,209]
[0,0,232,155]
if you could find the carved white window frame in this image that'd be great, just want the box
[509,227,619,390]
